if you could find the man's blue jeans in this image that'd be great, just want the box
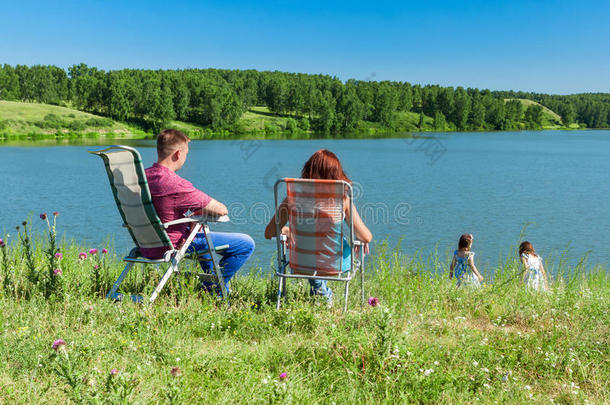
[186,231,255,294]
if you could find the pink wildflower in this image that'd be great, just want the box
[55,252,63,260]
[110,368,119,376]
[52,339,66,351]
[102,248,108,254]
[0,238,4,248]
[94,264,99,270]
[88,248,98,255]
[78,252,87,260]
[171,366,182,377]
[279,372,287,380]
[368,297,380,307]
[53,268,62,276]
[40,213,47,220]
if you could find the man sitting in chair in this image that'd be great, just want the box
[140,129,255,293]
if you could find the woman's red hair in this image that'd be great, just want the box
[301,149,351,183]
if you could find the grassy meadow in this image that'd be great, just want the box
[0,100,138,138]
[0,217,608,404]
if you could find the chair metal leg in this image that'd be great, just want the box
[149,261,178,303]
[360,255,365,307]
[202,224,228,301]
[106,262,135,300]
[276,275,284,310]
[343,281,350,312]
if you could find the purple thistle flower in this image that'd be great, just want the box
[279,372,287,380]
[55,252,63,260]
[40,213,47,220]
[53,268,62,276]
[88,248,98,255]
[52,339,66,351]
[94,264,99,270]
[110,368,119,376]
[0,238,4,248]
[368,297,380,307]
[78,252,87,260]
[102,248,108,254]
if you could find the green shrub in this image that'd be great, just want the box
[85,117,113,127]
[264,122,280,135]
[297,117,310,131]
[284,118,298,134]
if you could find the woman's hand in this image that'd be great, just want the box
[281,226,294,247]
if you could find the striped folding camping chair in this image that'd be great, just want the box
[90,145,230,303]
[273,178,365,311]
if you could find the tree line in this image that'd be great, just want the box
[0,63,609,133]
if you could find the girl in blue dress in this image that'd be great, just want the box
[519,241,549,291]
[449,234,484,287]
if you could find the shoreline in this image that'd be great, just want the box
[1,126,605,143]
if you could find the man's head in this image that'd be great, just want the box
[156,129,191,171]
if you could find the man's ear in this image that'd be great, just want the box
[171,149,181,161]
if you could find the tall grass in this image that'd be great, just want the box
[0,217,608,403]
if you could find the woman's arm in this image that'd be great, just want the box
[264,200,289,239]
[469,255,484,281]
[346,202,372,244]
[449,256,455,279]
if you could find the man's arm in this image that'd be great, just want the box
[201,198,228,216]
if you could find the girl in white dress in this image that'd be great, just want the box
[449,234,484,287]
[519,241,549,291]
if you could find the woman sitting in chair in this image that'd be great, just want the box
[264,149,373,301]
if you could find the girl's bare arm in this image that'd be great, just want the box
[469,255,484,281]
[540,261,549,288]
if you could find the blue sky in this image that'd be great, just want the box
[2,0,609,94]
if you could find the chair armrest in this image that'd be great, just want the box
[162,218,198,228]
[191,214,230,223]
[163,215,230,229]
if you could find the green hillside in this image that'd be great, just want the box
[504,98,574,128]
[0,101,136,137]
[0,99,578,140]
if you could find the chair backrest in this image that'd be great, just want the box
[277,178,353,276]
[90,145,173,251]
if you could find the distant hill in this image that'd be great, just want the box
[0,100,135,137]
[504,98,569,128]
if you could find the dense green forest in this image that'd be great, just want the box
[0,63,609,135]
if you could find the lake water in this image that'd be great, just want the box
[1,130,609,274]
